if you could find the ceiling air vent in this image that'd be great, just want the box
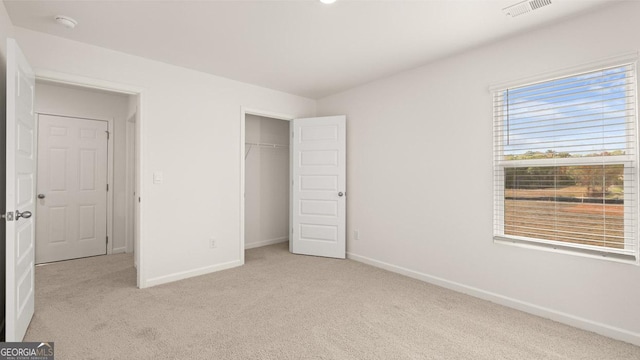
[503,0,552,18]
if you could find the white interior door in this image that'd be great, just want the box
[5,38,36,341]
[291,115,346,259]
[36,115,108,264]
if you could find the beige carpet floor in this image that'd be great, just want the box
[25,243,640,359]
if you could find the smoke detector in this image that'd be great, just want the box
[55,15,78,29]
[503,0,552,18]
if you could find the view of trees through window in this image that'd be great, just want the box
[498,64,634,251]
[504,163,624,248]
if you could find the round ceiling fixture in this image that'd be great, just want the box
[55,15,78,29]
[320,0,337,4]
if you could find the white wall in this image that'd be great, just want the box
[244,114,290,249]
[12,27,316,287]
[317,1,640,345]
[34,82,131,253]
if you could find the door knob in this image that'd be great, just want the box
[338,192,344,197]
[16,210,32,220]
[37,194,45,199]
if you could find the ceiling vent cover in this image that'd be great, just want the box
[503,0,552,17]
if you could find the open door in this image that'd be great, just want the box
[291,116,346,259]
[5,39,36,341]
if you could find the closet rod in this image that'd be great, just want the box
[245,142,289,159]
[245,142,289,148]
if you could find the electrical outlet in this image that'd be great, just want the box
[153,171,163,184]
[354,229,360,240]
[209,238,217,249]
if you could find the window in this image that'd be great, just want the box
[493,62,638,261]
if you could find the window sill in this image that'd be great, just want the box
[493,236,639,265]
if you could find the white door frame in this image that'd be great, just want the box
[35,69,146,288]
[239,107,294,264]
[36,113,114,257]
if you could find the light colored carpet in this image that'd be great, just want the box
[25,243,640,359]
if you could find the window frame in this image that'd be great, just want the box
[491,57,640,264]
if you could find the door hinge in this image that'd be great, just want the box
[106,131,110,139]
[106,236,109,244]
[107,184,109,191]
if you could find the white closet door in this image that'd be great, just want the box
[291,116,346,259]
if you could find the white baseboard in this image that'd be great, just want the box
[245,237,288,250]
[347,252,640,347]
[112,247,127,254]
[144,259,243,288]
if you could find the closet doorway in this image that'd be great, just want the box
[243,112,291,256]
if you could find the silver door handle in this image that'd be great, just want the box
[338,192,344,197]
[38,194,45,199]
[16,210,32,220]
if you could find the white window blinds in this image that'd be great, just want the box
[493,63,638,260]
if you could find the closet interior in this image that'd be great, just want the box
[244,115,290,250]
